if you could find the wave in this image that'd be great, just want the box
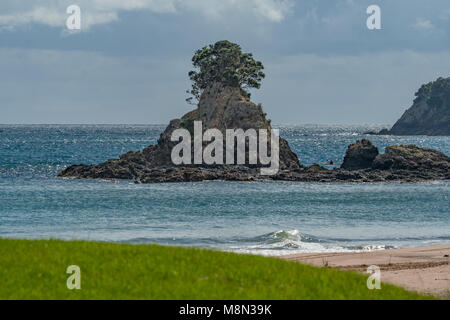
[118,229,447,257]
[245,229,318,245]
[228,230,346,256]
[224,230,407,256]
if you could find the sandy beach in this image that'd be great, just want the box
[280,244,450,298]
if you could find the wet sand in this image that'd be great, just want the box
[280,244,450,298]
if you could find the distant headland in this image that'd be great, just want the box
[59,41,450,183]
[373,77,450,136]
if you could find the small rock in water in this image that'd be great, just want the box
[341,139,379,170]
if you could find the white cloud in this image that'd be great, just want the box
[0,6,119,30]
[0,7,65,28]
[414,18,434,30]
[0,0,293,30]
[250,0,293,22]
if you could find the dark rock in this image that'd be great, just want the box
[372,145,450,174]
[306,164,329,173]
[58,82,450,184]
[59,82,302,182]
[341,139,379,170]
[59,136,450,184]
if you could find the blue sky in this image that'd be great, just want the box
[1,0,450,124]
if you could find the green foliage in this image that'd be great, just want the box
[414,76,450,105]
[257,103,272,127]
[427,96,443,109]
[0,239,434,300]
[186,40,265,104]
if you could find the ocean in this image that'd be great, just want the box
[0,124,449,256]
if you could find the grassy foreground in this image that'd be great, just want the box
[0,239,432,300]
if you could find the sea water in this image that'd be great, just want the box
[0,124,449,256]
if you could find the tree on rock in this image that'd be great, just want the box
[186,40,265,104]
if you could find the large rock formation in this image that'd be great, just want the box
[59,84,450,184]
[342,139,379,170]
[380,77,450,136]
[59,83,302,182]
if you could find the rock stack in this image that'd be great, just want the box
[59,83,302,183]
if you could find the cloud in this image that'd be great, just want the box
[0,7,64,28]
[2,47,450,124]
[0,6,119,30]
[414,18,434,30]
[0,0,294,30]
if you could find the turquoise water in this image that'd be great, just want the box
[0,125,449,255]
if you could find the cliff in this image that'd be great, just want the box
[381,77,450,136]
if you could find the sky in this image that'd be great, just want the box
[1,0,450,124]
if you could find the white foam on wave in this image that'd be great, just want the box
[227,229,345,256]
[227,229,396,257]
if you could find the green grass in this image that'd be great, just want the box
[0,239,434,300]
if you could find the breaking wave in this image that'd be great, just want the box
[121,230,401,257]
[228,230,345,256]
